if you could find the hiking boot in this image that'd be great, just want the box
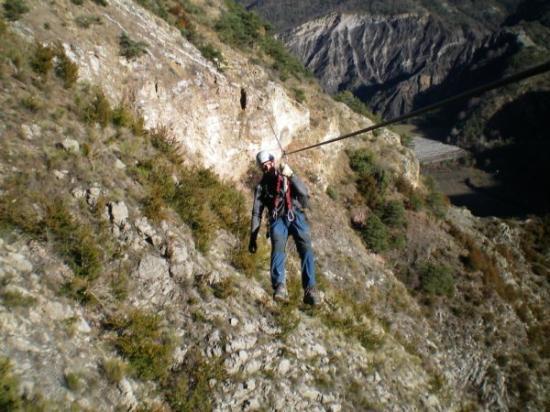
[303,287,319,306]
[273,283,289,302]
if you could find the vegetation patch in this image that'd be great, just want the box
[64,372,82,391]
[119,32,148,60]
[101,358,128,384]
[54,46,79,88]
[0,357,48,410]
[347,149,389,209]
[105,309,175,381]
[75,84,112,127]
[3,0,29,21]
[30,43,55,77]
[419,262,454,296]
[215,0,309,80]
[75,15,102,28]
[319,287,384,351]
[334,91,380,122]
[0,290,36,308]
[163,347,225,411]
[361,214,389,253]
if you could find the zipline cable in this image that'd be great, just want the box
[286,60,550,156]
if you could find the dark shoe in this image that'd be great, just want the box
[273,283,289,302]
[303,287,319,306]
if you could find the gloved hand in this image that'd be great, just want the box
[248,236,257,254]
[280,162,293,178]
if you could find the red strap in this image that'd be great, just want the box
[273,173,292,216]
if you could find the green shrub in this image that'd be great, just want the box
[44,200,103,279]
[261,35,308,80]
[0,358,21,410]
[102,358,127,384]
[230,239,268,279]
[400,133,413,148]
[1,290,36,307]
[106,309,174,381]
[210,277,236,299]
[173,168,246,252]
[135,0,169,20]
[0,186,103,283]
[381,200,406,228]
[64,372,82,391]
[70,0,84,5]
[426,190,448,219]
[292,87,306,103]
[75,14,102,28]
[215,0,264,48]
[362,214,389,253]
[326,186,338,200]
[111,105,134,128]
[334,91,380,121]
[198,43,224,70]
[348,149,389,208]
[54,47,79,88]
[77,85,112,127]
[215,0,308,80]
[0,16,7,34]
[419,262,454,296]
[20,95,42,112]
[3,0,29,21]
[30,43,54,76]
[92,0,108,6]
[163,347,224,411]
[319,293,383,351]
[119,32,147,59]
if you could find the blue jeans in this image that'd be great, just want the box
[270,210,316,290]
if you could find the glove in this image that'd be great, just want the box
[280,163,294,178]
[248,236,257,254]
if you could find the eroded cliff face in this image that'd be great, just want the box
[279,12,519,119]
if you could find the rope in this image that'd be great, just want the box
[285,60,550,156]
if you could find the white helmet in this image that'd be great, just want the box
[256,150,274,167]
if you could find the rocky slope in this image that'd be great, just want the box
[1,0,549,411]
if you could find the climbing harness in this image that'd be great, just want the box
[272,173,295,222]
[283,60,550,156]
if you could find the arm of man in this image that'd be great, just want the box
[290,174,310,209]
[249,184,264,253]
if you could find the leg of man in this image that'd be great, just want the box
[270,217,289,289]
[289,210,316,290]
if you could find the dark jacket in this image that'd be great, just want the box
[250,172,309,235]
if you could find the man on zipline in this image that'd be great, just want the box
[249,150,318,305]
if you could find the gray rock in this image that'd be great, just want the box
[86,186,102,207]
[277,359,291,375]
[53,170,69,180]
[114,158,126,170]
[71,188,86,199]
[21,124,41,140]
[109,201,129,227]
[60,138,80,153]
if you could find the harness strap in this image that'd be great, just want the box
[272,173,294,221]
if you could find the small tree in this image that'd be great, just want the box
[3,0,29,21]
[419,263,454,296]
[382,200,406,227]
[362,214,389,253]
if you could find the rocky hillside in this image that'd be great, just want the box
[1,1,549,411]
